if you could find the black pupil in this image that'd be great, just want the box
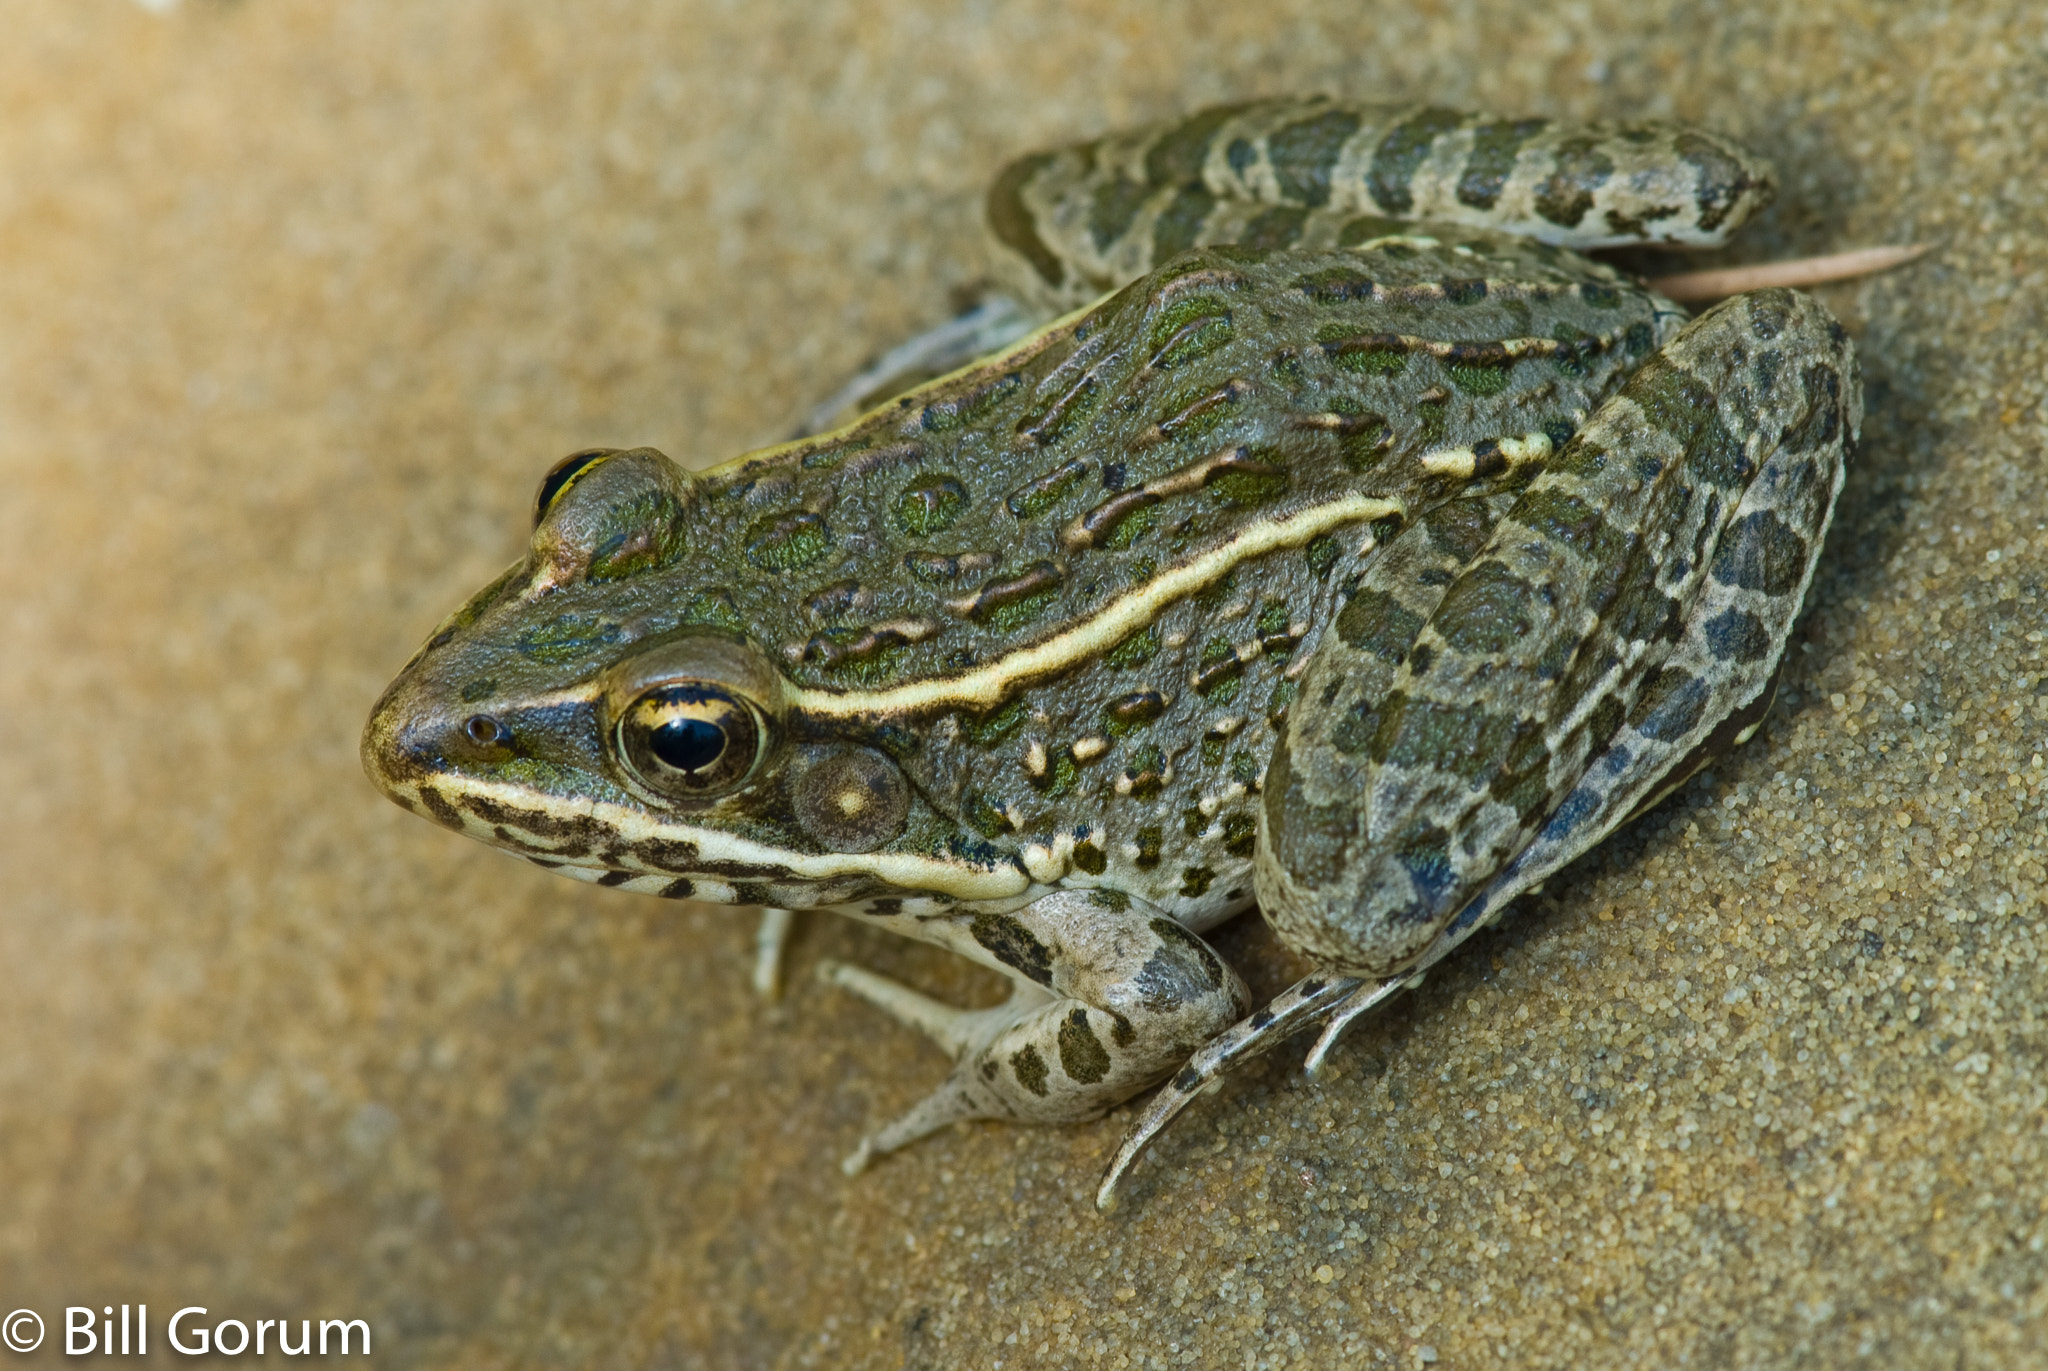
[650,718,727,773]
[533,450,608,526]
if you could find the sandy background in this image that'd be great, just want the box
[2,1,2044,1366]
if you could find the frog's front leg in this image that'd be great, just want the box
[819,890,1250,1173]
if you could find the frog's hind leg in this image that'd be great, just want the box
[819,890,1251,1179]
[1297,298,1856,1068]
[1405,287,1859,961]
[1101,288,1860,1207]
[1093,973,1363,1207]
[1093,489,1533,1206]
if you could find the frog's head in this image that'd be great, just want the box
[361,447,1027,909]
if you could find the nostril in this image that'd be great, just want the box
[464,714,508,747]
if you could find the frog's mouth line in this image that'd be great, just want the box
[377,770,1036,906]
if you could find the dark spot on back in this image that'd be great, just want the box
[1442,277,1488,305]
[1221,813,1258,858]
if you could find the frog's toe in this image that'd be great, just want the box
[816,958,1052,1054]
[818,961,1060,1175]
[1302,969,1431,1075]
[1095,973,1366,1209]
[751,906,796,999]
[838,1075,995,1177]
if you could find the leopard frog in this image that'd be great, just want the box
[363,98,1860,1207]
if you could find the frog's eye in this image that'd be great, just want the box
[614,683,769,800]
[533,449,617,528]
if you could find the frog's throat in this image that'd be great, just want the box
[787,491,1404,719]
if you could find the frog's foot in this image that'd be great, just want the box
[795,293,1038,437]
[1648,243,1929,303]
[820,890,1251,1180]
[752,906,797,999]
[1096,932,1470,1208]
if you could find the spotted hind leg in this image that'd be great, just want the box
[1099,288,1859,1206]
[1431,286,1858,945]
[1291,320,1853,1061]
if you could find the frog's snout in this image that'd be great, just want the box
[360,665,461,819]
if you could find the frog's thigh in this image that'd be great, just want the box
[1251,492,1522,970]
[826,891,1251,1171]
[1470,295,1856,916]
[1258,288,1858,976]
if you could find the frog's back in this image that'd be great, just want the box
[550,236,1675,921]
[659,239,1662,682]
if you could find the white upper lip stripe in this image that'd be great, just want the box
[418,774,1034,899]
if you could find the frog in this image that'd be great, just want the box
[362,97,1860,1209]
